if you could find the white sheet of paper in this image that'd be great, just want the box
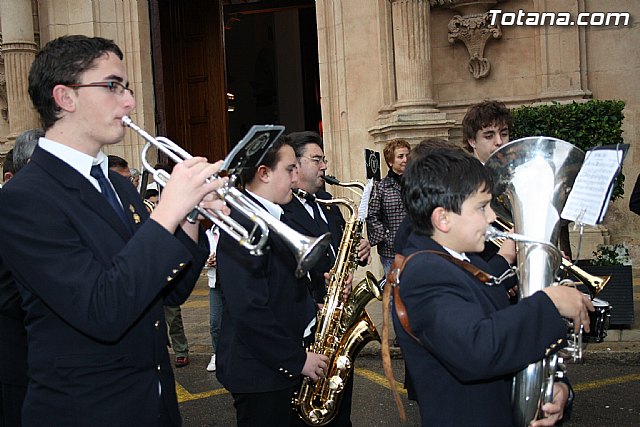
[561,148,623,225]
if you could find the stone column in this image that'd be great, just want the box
[391,0,436,110]
[0,0,40,142]
[369,0,454,144]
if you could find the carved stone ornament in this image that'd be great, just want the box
[448,12,501,79]
[430,0,504,79]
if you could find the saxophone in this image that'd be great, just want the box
[293,188,381,426]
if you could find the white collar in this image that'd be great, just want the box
[39,137,108,181]
[442,246,470,263]
[246,189,283,220]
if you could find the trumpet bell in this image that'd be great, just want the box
[296,232,332,278]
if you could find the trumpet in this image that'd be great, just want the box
[489,217,609,297]
[122,116,331,278]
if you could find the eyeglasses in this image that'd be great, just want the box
[68,81,134,97]
[302,156,328,165]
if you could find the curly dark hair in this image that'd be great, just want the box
[461,100,512,152]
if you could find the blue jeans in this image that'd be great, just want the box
[209,286,223,353]
[380,255,394,278]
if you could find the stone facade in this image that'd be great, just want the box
[1,0,639,269]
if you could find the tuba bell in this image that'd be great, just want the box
[484,136,585,427]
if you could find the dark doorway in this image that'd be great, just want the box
[222,1,320,145]
[150,0,228,161]
[149,0,320,159]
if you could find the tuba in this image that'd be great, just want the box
[484,136,585,427]
[293,186,381,426]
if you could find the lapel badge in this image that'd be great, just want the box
[129,204,141,224]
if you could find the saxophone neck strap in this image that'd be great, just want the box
[389,250,493,344]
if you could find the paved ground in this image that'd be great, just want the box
[176,268,640,363]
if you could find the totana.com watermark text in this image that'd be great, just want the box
[489,9,631,27]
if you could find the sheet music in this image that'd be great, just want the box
[561,147,626,225]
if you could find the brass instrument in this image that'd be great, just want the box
[323,175,364,197]
[293,188,381,425]
[485,136,585,427]
[122,116,330,278]
[490,216,609,297]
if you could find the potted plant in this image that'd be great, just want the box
[579,243,634,326]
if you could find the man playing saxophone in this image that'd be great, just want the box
[216,136,329,426]
[393,147,593,426]
[282,131,371,426]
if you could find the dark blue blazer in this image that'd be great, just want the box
[281,190,345,302]
[392,232,567,426]
[0,146,207,426]
[216,193,316,393]
[0,257,28,387]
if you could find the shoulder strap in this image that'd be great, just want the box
[390,250,493,342]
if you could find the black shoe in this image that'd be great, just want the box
[175,356,189,368]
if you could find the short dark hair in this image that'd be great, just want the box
[108,155,129,169]
[462,100,512,152]
[409,137,461,160]
[14,128,44,173]
[402,149,494,236]
[144,189,159,199]
[382,139,411,167]
[3,149,14,176]
[28,35,124,130]
[287,131,324,158]
[239,135,293,186]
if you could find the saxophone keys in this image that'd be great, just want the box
[329,376,342,391]
[336,355,351,370]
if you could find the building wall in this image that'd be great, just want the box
[317,0,640,270]
[2,0,639,268]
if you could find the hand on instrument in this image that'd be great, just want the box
[206,253,217,268]
[302,352,329,382]
[324,272,353,301]
[529,381,569,426]
[357,238,372,265]
[151,158,226,232]
[497,238,516,265]
[542,286,595,333]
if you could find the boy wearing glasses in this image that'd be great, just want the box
[0,35,226,425]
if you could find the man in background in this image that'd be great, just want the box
[2,150,14,185]
[107,154,132,180]
[0,129,41,426]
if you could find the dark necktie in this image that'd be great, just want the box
[90,165,129,227]
[305,194,330,234]
[304,194,335,262]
